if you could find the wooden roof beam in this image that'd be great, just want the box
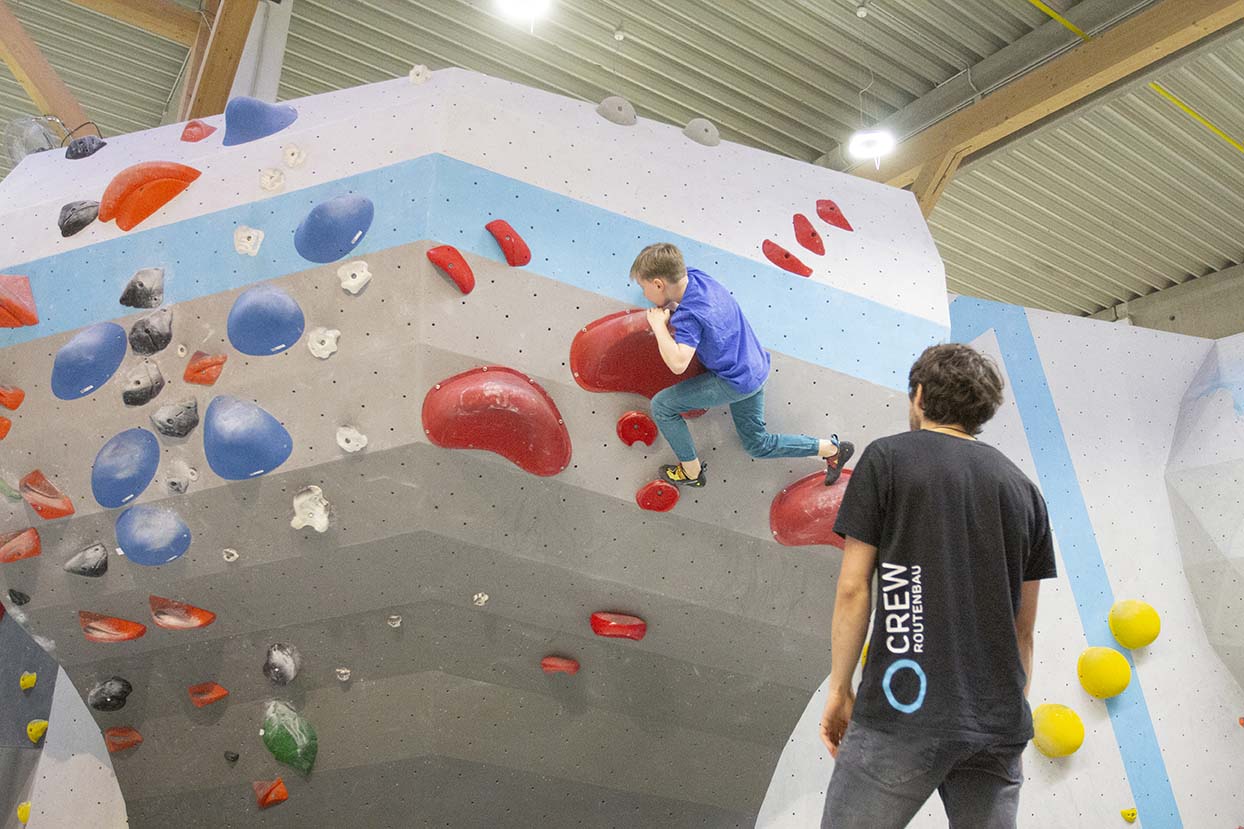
[63,0,202,48]
[0,0,90,138]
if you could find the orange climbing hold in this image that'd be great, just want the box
[103,726,143,753]
[188,681,230,708]
[617,410,658,446]
[180,120,216,143]
[793,213,825,255]
[149,595,217,630]
[79,611,147,643]
[571,309,705,399]
[0,528,41,564]
[0,417,9,440]
[253,777,288,809]
[19,470,74,519]
[769,468,853,549]
[762,240,812,277]
[0,385,25,410]
[99,161,201,231]
[541,656,581,675]
[0,276,38,328]
[184,351,227,385]
[484,219,532,266]
[426,245,476,294]
[590,611,647,641]
[636,480,679,512]
[816,198,854,232]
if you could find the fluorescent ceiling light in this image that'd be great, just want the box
[847,129,896,164]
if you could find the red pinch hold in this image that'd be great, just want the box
[816,199,854,232]
[149,595,217,630]
[0,385,26,410]
[99,161,201,231]
[0,275,38,328]
[188,681,230,708]
[793,214,825,255]
[541,656,581,675]
[762,240,812,277]
[636,480,679,512]
[20,470,75,519]
[253,777,289,809]
[616,410,658,447]
[104,726,143,753]
[484,220,532,266]
[79,611,147,643]
[180,120,217,143]
[184,351,227,385]
[0,528,41,563]
[590,611,647,641]
[769,468,853,548]
[426,245,476,294]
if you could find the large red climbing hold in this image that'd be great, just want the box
[422,366,572,477]
[0,275,38,328]
[99,161,201,231]
[570,309,705,399]
[484,220,532,267]
[617,410,658,446]
[103,726,143,753]
[541,656,581,675]
[184,351,227,385]
[426,245,476,294]
[253,777,288,809]
[636,480,679,512]
[816,199,854,232]
[0,528,40,563]
[188,681,230,708]
[590,612,648,641]
[180,120,216,143]
[0,385,25,410]
[19,470,74,519]
[762,240,812,277]
[769,468,853,549]
[793,214,825,255]
[79,612,147,643]
[149,595,217,630]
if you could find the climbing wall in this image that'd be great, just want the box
[0,69,944,826]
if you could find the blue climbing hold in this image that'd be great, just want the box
[226,286,304,355]
[92,428,160,508]
[203,396,293,480]
[115,505,192,566]
[51,322,127,400]
[221,96,298,147]
[294,194,374,263]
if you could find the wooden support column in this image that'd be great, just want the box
[186,0,261,121]
[910,147,969,218]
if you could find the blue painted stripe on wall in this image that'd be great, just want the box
[950,296,1181,828]
[3,155,943,392]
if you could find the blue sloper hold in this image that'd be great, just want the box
[204,396,293,480]
[221,97,298,147]
[51,322,128,400]
[92,428,160,508]
[294,194,374,263]
[115,505,192,566]
[226,286,305,355]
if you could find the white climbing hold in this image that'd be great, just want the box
[335,667,351,682]
[166,458,198,494]
[596,95,636,126]
[683,118,720,147]
[222,548,239,563]
[259,168,286,192]
[472,592,490,607]
[234,225,264,256]
[409,64,431,84]
[282,144,306,168]
[337,260,371,294]
[336,426,368,453]
[307,327,340,359]
[386,614,402,628]
[291,485,330,533]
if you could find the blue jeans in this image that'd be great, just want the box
[650,373,820,463]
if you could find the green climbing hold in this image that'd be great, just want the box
[261,700,317,774]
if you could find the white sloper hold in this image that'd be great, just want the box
[307,327,340,359]
[409,64,431,84]
[260,168,286,192]
[291,485,330,533]
[234,225,264,256]
[683,117,721,147]
[596,95,637,126]
[337,261,371,294]
[283,144,306,168]
[336,426,368,453]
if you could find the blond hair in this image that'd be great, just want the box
[630,243,686,283]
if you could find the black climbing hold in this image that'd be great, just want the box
[58,200,99,238]
[7,589,30,606]
[65,135,106,160]
[122,361,165,407]
[151,398,198,438]
[120,267,165,309]
[224,751,239,763]
[87,676,132,711]
[63,543,108,578]
[128,307,173,355]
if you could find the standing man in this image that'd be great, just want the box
[819,343,1057,828]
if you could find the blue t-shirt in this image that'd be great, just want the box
[670,269,770,395]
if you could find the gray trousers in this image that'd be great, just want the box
[821,721,1025,829]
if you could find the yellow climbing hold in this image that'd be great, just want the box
[16,801,30,825]
[19,671,36,690]
[1109,600,1160,650]
[1078,646,1132,699]
[25,719,47,745]
[1120,807,1138,823]
[860,640,869,667]
[1031,703,1084,757]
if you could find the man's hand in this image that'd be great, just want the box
[645,306,671,333]
[819,687,855,758]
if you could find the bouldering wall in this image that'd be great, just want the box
[0,70,945,827]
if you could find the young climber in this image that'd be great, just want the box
[632,242,853,488]
[819,343,1058,829]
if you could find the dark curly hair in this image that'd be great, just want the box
[908,344,1004,435]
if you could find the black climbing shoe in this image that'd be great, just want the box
[660,463,707,488]
[824,436,854,486]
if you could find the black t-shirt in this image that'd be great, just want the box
[833,430,1057,741]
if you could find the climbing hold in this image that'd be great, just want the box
[336,426,367,453]
[336,260,372,294]
[683,118,720,146]
[0,275,38,328]
[65,135,106,159]
[762,240,812,277]
[815,198,854,232]
[179,119,216,142]
[79,611,147,643]
[0,416,9,440]
[25,719,47,745]
[92,428,160,507]
[1032,703,1084,757]
[1077,646,1131,698]
[484,219,532,267]
[261,700,318,773]
[0,528,41,563]
[149,595,216,630]
[253,777,289,809]
[259,168,285,192]
[570,309,706,399]
[386,614,402,628]
[294,194,374,263]
[59,200,99,237]
[306,327,340,359]
[0,479,17,501]
[166,458,197,494]
[225,751,239,763]
[51,321,131,401]
[151,398,199,439]
[120,267,164,309]
[541,656,580,675]
[426,245,475,294]
[8,589,30,605]
[20,470,74,519]
[19,671,36,691]
[596,95,636,126]
[204,396,293,479]
[222,548,239,563]
[770,468,853,549]
[1121,807,1138,823]
[616,410,658,446]
[87,676,132,711]
[263,643,301,685]
[793,213,825,255]
[335,667,351,682]
[234,225,265,256]
[227,286,304,355]
[290,486,330,532]
[590,611,647,641]
[222,96,298,146]
[121,360,165,407]
[16,801,30,825]
[636,480,679,512]
[282,144,306,168]
[103,725,143,753]
[99,161,201,231]
[472,592,489,607]
[115,505,192,566]
[64,543,108,578]
[409,64,431,84]
[184,350,226,385]
[0,385,24,410]
[422,366,572,477]
[128,307,173,355]
[188,681,230,708]
[1108,599,1160,650]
